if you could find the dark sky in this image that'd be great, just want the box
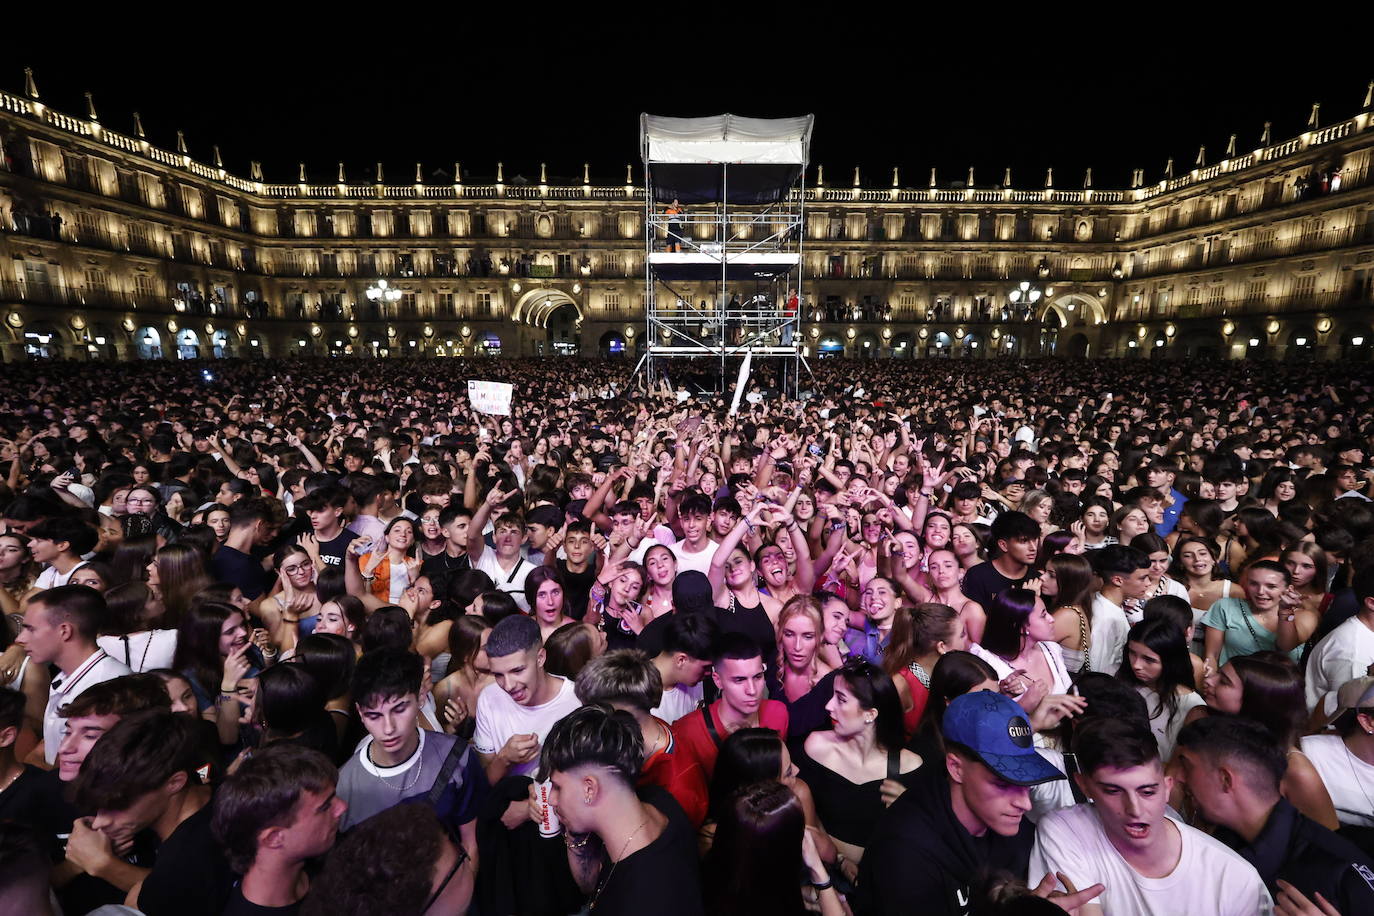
[6,22,1372,191]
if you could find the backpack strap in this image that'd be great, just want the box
[886,745,901,781]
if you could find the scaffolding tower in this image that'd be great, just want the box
[637,114,814,398]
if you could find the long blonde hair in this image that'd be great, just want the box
[775,595,825,682]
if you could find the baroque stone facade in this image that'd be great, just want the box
[1,77,1372,362]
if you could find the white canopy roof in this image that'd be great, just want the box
[641,114,814,165]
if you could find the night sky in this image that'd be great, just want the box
[6,23,1372,191]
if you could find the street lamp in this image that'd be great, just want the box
[365,279,402,319]
[1007,281,1042,322]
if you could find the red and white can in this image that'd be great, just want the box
[536,779,561,837]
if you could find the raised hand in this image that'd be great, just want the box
[1030,872,1105,914]
[221,643,252,692]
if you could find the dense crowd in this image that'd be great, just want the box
[1,354,1374,916]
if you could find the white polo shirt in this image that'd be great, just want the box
[43,648,132,763]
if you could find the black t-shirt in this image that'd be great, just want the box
[591,787,703,916]
[783,669,838,741]
[212,546,270,600]
[601,608,640,652]
[0,765,66,839]
[315,529,356,569]
[137,802,235,916]
[421,549,471,581]
[960,561,1037,610]
[557,559,598,621]
[223,883,302,916]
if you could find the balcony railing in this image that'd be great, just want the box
[1126,165,1371,245]
[0,277,154,311]
[3,83,1370,216]
[1130,223,1374,278]
[1152,290,1374,320]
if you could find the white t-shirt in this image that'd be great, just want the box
[1300,734,1374,828]
[1136,686,1207,762]
[650,683,703,725]
[472,675,582,778]
[669,539,718,577]
[1090,592,1131,675]
[1305,616,1374,714]
[624,527,679,565]
[97,629,178,673]
[473,549,538,613]
[1028,746,1077,823]
[33,561,87,591]
[1029,803,1272,916]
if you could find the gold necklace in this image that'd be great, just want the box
[590,817,651,911]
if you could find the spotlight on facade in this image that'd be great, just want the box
[1248,338,1260,347]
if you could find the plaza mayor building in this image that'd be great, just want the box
[1,69,1372,363]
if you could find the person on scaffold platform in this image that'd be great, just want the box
[781,287,799,346]
[665,198,685,253]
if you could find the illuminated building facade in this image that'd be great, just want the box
[1,72,1372,362]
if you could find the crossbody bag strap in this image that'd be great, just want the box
[701,704,724,748]
[426,740,469,806]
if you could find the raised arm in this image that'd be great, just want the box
[584,466,633,532]
[709,506,762,603]
[467,484,508,564]
[462,443,490,511]
[1275,587,1319,653]
[780,510,816,593]
[210,435,245,478]
[885,542,931,604]
[286,433,324,473]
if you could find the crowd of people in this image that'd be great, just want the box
[1,353,1373,915]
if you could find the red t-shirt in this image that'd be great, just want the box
[640,717,711,827]
[670,698,790,805]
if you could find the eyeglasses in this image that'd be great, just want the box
[281,564,311,575]
[421,828,470,913]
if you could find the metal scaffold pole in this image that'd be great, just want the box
[638,113,813,400]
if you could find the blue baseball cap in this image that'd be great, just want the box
[943,690,1064,786]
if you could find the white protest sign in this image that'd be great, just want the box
[467,380,513,416]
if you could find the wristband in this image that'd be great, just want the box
[811,877,834,891]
